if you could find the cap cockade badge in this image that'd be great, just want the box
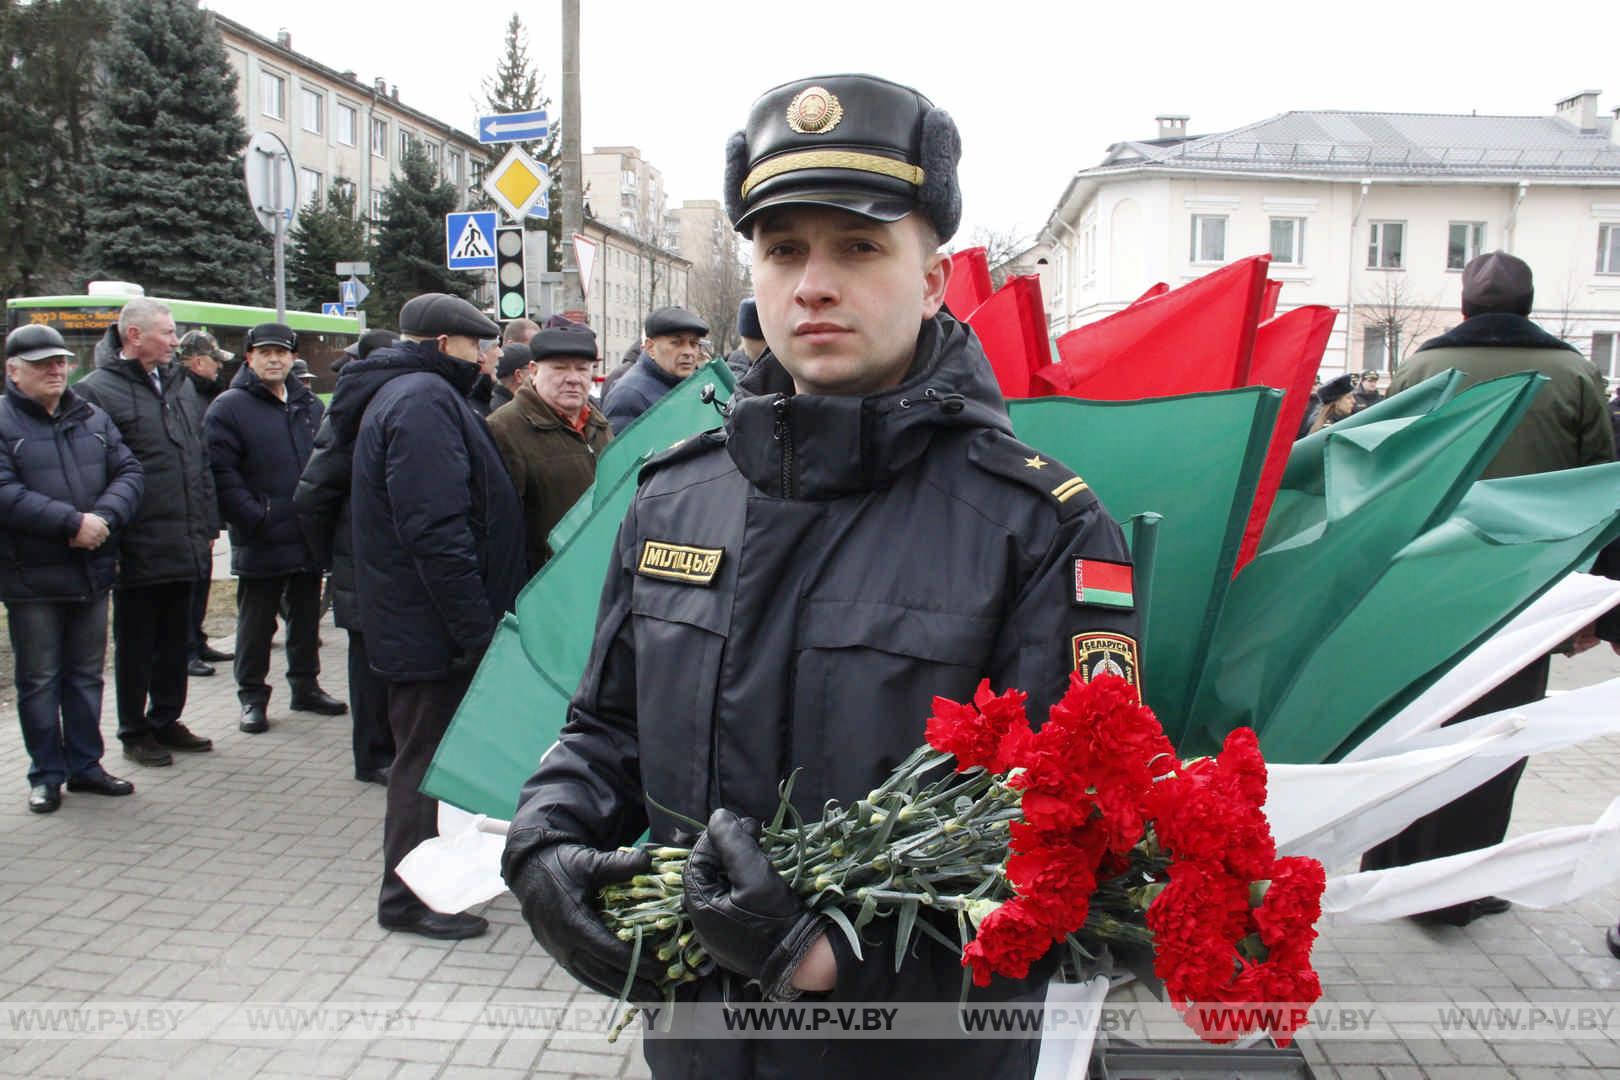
[786,86,843,135]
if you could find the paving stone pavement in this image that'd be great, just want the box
[0,614,1618,1078]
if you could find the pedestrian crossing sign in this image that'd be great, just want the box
[445,211,499,271]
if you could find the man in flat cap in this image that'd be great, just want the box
[488,325,612,578]
[336,293,524,939]
[491,342,534,413]
[1365,251,1614,926]
[204,323,343,735]
[177,330,234,677]
[505,75,1136,1079]
[600,305,708,433]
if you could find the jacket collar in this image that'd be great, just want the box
[3,380,88,423]
[1415,313,1579,355]
[326,339,480,441]
[724,312,1011,499]
[512,384,604,437]
[636,351,683,389]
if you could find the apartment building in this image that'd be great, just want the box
[582,146,666,242]
[578,215,691,367]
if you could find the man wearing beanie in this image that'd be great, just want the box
[329,294,524,940]
[725,296,766,380]
[1364,252,1614,926]
[504,75,1136,1080]
[488,325,612,578]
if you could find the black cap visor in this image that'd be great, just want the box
[11,345,74,363]
[736,186,916,236]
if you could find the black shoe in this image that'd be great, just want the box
[355,767,390,786]
[378,910,489,940]
[152,720,212,752]
[1607,925,1620,960]
[121,736,174,767]
[239,704,269,734]
[197,643,234,662]
[1470,896,1512,919]
[66,772,134,796]
[1417,896,1513,928]
[290,688,347,716]
[28,783,61,813]
[186,657,216,677]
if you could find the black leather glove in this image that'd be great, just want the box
[510,840,665,1001]
[683,809,827,1000]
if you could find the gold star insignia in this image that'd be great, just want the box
[1024,455,1048,470]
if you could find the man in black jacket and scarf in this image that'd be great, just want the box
[344,296,524,939]
[503,75,1139,1080]
[76,298,218,767]
[204,323,345,735]
[1,325,145,812]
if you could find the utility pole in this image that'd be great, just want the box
[560,0,584,316]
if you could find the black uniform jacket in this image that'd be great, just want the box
[505,313,1138,1080]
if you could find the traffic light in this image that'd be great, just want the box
[495,226,527,320]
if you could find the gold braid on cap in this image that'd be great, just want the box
[740,151,925,199]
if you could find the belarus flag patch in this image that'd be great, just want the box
[1072,558,1134,611]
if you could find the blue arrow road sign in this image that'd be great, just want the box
[321,302,343,316]
[446,211,499,271]
[478,109,548,145]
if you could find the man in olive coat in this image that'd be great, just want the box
[488,325,612,578]
[1365,251,1615,925]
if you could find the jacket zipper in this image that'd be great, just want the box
[773,395,796,499]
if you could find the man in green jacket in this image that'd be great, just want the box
[1364,251,1614,925]
[487,325,612,578]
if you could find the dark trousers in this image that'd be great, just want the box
[188,576,211,658]
[234,573,321,707]
[379,672,471,921]
[1361,655,1549,877]
[7,595,110,786]
[347,630,395,774]
[112,581,193,740]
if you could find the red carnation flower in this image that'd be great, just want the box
[962,900,1053,987]
[925,681,1034,773]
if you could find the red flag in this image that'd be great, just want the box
[1259,279,1283,322]
[1033,255,1271,399]
[1131,282,1169,306]
[964,274,1050,400]
[1235,304,1340,570]
[944,248,993,320]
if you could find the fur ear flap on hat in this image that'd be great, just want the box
[918,108,962,242]
[723,131,749,230]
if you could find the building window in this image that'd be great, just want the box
[369,189,383,221]
[1082,224,1097,279]
[300,87,322,134]
[1270,217,1305,265]
[1190,215,1226,264]
[1447,222,1485,270]
[622,168,636,188]
[298,167,321,210]
[370,117,387,158]
[336,103,357,146]
[260,71,285,119]
[1368,221,1405,269]
[446,151,462,184]
[1595,332,1617,376]
[471,160,485,187]
[398,128,414,159]
[1599,224,1620,275]
[1363,325,1390,371]
[425,141,440,173]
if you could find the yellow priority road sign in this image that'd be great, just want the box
[483,146,550,223]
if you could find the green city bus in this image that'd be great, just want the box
[5,285,363,392]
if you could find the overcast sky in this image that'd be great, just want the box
[208,0,1614,247]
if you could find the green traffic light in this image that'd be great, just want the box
[500,293,526,318]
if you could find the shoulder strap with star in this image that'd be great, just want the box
[636,427,728,485]
[966,429,1096,520]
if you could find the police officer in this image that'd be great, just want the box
[503,75,1138,1080]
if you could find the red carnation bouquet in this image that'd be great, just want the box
[600,673,1325,1046]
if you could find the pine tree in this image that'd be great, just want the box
[82,0,269,304]
[482,13,560,271]
[286,184,371,313]
[0,0,107,299]
[367,140,480,326]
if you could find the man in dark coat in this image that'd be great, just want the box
[1364,251,1616,925]
[491,342,532,412]
[204,323,345,735]
[465,337,500,418]
[1352,370,1384,411]
[1,325,145,812]
[600,306,707,433]
[488,325,612,577]
[177,330,233,677]
[344,294,524,939]
[504,75,1139,1080]
[75,298,217,767]
[296,328,398,785]
[724,296,766,381]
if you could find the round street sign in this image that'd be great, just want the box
[244,131,297,235]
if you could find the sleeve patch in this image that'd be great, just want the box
[1072,632,1142,702]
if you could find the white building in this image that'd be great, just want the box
[577,215,691,367]
[1037,93,1620,376]
[582,146,667,242]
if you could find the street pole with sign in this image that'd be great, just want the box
[244,131,298,322]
